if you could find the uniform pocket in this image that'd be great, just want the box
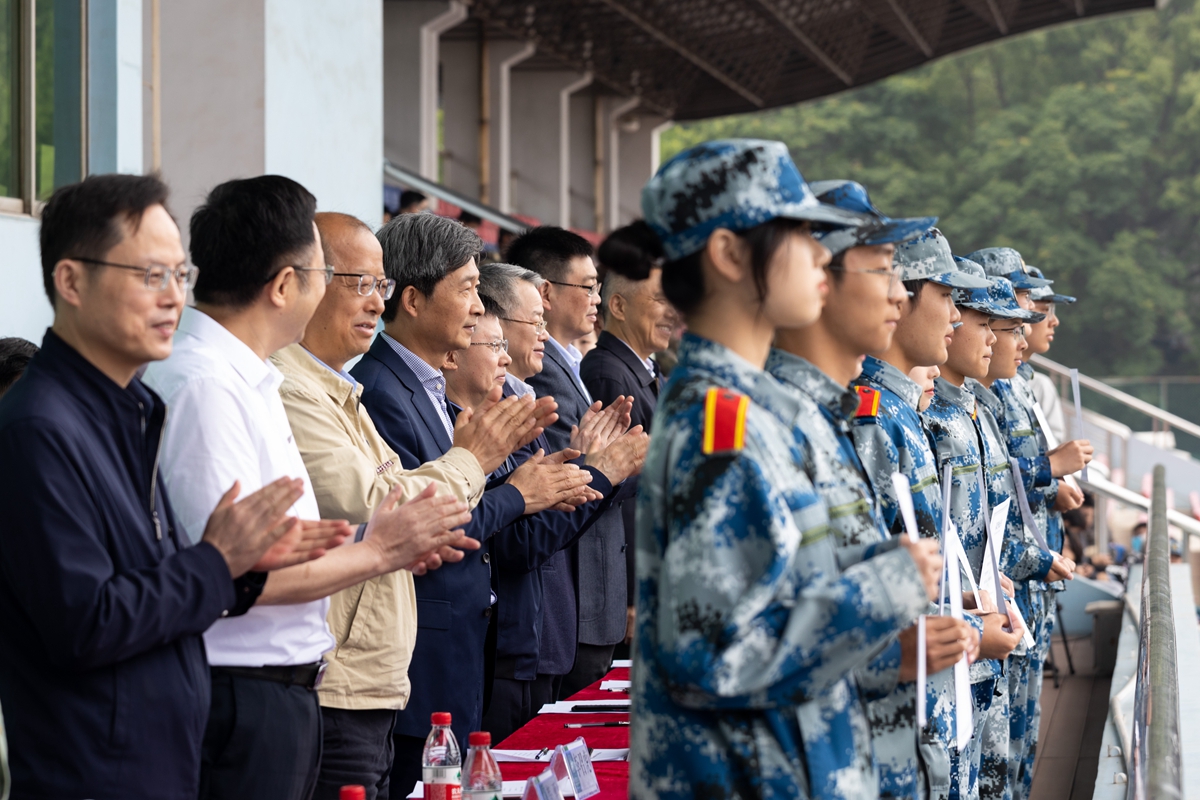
[340,578,380,653]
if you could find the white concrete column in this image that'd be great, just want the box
[615,115,671,227]
[490,41,535,214]
[159,0,383,243]
[605,97,640,231]
[567,86,597,231]
[439,36,481,198]
[504,69,588,225]
[382,1,465,178]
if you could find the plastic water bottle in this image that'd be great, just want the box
[462,731,503,800]
[422,712,462,800]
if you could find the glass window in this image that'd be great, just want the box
[0,0,16,199]
[35,0,83,202]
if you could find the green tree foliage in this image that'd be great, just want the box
[663,0,1200,378]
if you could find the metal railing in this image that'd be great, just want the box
[1126,465,1182,800]
[383,161,531,235]
[1030,354,1200,443]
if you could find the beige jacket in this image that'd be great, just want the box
[271,344,485,711]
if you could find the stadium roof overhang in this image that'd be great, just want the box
[461,0,1156,121]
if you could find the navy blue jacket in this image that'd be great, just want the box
[579,330,660,605]
[528,341,631,661]
[353,336,528,744]
[0,331,240,799]
[489,428,613,681]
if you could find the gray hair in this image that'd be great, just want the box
[478,262,544,318]
[378,212,483,323]
[600,270,644,321]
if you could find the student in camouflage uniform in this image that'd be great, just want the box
[967,251,1091,800]
[845,228,998,800]
[767,182,977,800]
[921,259,1039,800]
[629,139,944,800]
[854,231,1025,800]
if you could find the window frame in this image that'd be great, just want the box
[2,0,88,217]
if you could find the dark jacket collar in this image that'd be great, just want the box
[366,334,453,452]
[595,331,656,388]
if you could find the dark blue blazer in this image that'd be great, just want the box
[528,341,631,658]
[353,335,528,745]
[488,427,614,682]
[579,331,661,606]
[0,331,240,799]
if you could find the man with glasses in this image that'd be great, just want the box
[349,213,588,794]
[144,181,483,800]
[506,226,642,700]
[0,174,332,799]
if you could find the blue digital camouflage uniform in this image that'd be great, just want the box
[921,376,1010,800]
[767,350,923,800]
[851,355,988,800]
[630,334,932,800]
[991,370,1058,800]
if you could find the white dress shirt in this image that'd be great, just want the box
[143,307,335,667]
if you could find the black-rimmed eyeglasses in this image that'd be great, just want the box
[547,279,601,297]
[69,257,198,292]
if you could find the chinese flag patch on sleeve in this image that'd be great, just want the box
[702,388,749,454]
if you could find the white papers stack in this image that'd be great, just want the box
[599,680,630,691]
[492,749,628,763]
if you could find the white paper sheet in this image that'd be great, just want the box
[599,680,630,691]
[537,699,629,714]
[492,749,628,763]
[944,522,974,750]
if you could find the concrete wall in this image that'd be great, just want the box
[614,115,669,227]
[159,0,383,241]
[510,70,588,225]
[441,37,480,198]
[264,0,382,227]
[568,89,596,231]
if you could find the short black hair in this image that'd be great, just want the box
[0,337,38,397]
[189,175,317,309]
[378,213,483,323]
[39,173,172,305]
[400,190,426,210]
[505,226,594,282]
[903,279,928,306]
[598,221,662,282]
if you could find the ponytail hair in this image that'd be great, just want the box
[632,217,812,316]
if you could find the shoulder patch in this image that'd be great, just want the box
[854,386,881,418]
[702,388,749,454]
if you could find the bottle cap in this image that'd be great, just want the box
[469,731,491,746]
[339,787,366,800]
[431,712,452,726]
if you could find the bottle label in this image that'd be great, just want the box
[423,766,462,800]
[463,791,502,800]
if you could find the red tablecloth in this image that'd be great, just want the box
[496,668,630,798]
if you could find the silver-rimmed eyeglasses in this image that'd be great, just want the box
[333,272,397,300]
[69,256,198,291]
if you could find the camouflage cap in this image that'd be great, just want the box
[807,179,936,256]
[894,228,991,289]
[963,247,1051,290]
[951,259,1045,322]
[641,139,872,261]
[1028,266,1077,304]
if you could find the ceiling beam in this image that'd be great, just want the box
[982,0,1010,32]
[881,0,935,56]
[748,0,854,85]
[595,0,765,107]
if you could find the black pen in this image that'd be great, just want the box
[563,721,630,728]
[570,704,630,712]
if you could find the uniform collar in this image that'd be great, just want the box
[968,378,1003,416]
[765,349,859,421]
[934,376,977,416]
[1017,362,1034,381]
[858,355,922,411]
[675,333,800,420]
